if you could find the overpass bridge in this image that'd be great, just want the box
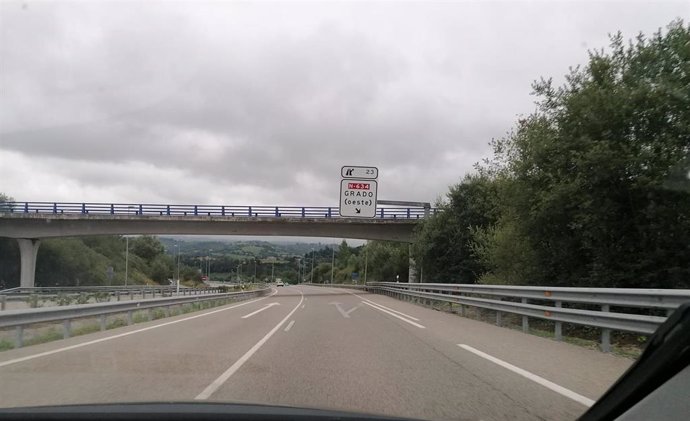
[0,201,435,288]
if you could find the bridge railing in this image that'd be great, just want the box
[322,282,690,352]
[1,202,436,219]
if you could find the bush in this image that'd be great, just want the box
[56,292,75,306]
[25,294,43,308]
[93,292,110,303]
[76,293,91,305]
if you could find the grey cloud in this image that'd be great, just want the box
[1,1,687,207]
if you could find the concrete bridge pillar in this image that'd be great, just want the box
[408,244,417,283]
[17,239,41,288]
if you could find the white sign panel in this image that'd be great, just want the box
[341,165,378,180]
[339,179,378,218]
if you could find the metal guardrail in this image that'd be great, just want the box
[360,282,690,352]
[0,285,231,310]
[0,287,271,347]
[0,285,219,296]
[0,202,437,220]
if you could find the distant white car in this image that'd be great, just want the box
[276,281,284,287]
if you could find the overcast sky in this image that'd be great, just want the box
[1,1,687,207]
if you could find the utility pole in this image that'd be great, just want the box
[330,246,335,284]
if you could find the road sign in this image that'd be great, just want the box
[341,165,378,180]
[339,178,378,218]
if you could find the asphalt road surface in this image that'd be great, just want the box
[0,285,632,420]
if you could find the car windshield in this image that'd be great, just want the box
[0,1,688,420]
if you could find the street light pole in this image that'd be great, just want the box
[124,236,129,286]
[176,244,180,294]
[364,244,368,284]
[297,258,301,284]
[330,246,335,285]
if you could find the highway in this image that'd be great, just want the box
[0,285,632,420]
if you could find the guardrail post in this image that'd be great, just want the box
[521,298,529,333]
[81,203,86,214]
[63,319,71,339]
[167,205,171,216]
[116,291,120,301]
[127,310,133,325]
[15,326,24,348]
[24,202,29,213]
[248,206,252,217]
[221,206,225,216]
[601,304,611,352]
[380,208,384,218]
[554,301,563,341]
[100,314,107,331]
[142,289,146,299]
[129,291,134,301]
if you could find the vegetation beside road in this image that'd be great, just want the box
[413,21,690,289]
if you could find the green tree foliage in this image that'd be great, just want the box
[0,233,200,288]
[131,235,165,261]
[361,241,409,282]
[0,193,14,213]
[413,175,500,283]
[419,21,690,288]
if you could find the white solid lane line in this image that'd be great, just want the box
[458,344,595,407]
[359,297,420,321]
[362,301,426,329]
[338,289,421,321]
[284,320,295,332]
[195,289,305,400]
[0,295,272,369]
[241,303,280,319]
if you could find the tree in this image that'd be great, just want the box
[0,192,14,213]
[131,235,165,261]
[362,241,409,282]
[413,174,500,283]
[476,20,690,287]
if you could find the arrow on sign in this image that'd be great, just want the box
[355,208,361,214]
[330,302,361,318]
